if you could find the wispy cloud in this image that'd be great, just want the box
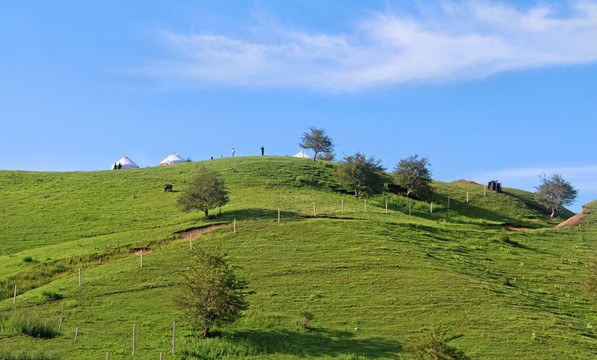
[137,1,597,92]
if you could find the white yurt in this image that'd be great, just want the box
[293,150,313,159]
[160,153,185,166]
[111,156,139,170]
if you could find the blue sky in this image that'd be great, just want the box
[1,0,596,212]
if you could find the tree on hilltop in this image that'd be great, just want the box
[299,127,334,161]
[336,152,387,198]
[178,167,229,218]
[535,174,577,218]
[393,155,432,198]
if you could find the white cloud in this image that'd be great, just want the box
[138,1,597,92]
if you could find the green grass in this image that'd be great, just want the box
[0,157,594,359]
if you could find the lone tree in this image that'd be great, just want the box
[178,167,229,218]
[393,155,432,198]
[535,174,577,218]
[336,153,387,198]
[299,127,334,161]
[176,250,250,338]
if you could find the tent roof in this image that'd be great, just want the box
[113,156,139,169]
[293,150,313,159]
[160,153,185,166]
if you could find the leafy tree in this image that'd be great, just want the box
[176,250,250,338]
[178,167,229,218]
[318,150,335,162]
[336,153,387,198]
[535,174,577,218]
[393,155,432,198]
[299,127,334,161]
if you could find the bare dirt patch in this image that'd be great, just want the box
[556,205,588,228]
[177,224,224,241]
[452,179,482,186]
[131,248,153,255]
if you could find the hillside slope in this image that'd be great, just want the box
[0,157,595,359]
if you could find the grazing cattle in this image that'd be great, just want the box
[229,167,236,172]
[164,184,173,192]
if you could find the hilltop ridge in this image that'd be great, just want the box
[0,157,595,359]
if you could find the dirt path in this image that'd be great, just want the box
[177,224,225,240]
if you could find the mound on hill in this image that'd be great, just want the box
[0,157,594,359]
[557,202,594,227]
[451,179,482,185]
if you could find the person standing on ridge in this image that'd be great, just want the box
[231,148,235,157]
[261,146,264,156]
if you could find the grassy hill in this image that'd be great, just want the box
[0,157,594,359]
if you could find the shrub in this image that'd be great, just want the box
[39,291,63,301]
[406,327,470,360]
[294,175,319,187]
[11,315,58,339]
[301,311,314,330]
[500,276,512,286]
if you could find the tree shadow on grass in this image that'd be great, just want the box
[226,328,403,358]
[211,208,313,223]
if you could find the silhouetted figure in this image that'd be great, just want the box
[117,163,122,169]
[261,146,264,156]
[231,148,235,157]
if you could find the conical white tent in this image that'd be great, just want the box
[293,150,313,159]
[111,156,139,170]
[160,153,185,166]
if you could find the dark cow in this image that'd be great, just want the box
[164,184,173,192]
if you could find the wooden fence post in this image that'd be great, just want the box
[78,268,81,286]
[341,200,344,215]
[160,352,163,360]
[364,200,367,213]
[466,192,469,203]
[140,249,143,268]
[74,327,79,343]
[172,320,176,354]
[484,187,487,197]
[13,284,16,304]
[430,202,433,214]
[385,201,388,214]
[448,197,450,209]
[189,234,192,251]
[106,352,109,360]
[408,200,412,215]
[314,203,316,217]
[233,219,236,234]
[132,324,136,357]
